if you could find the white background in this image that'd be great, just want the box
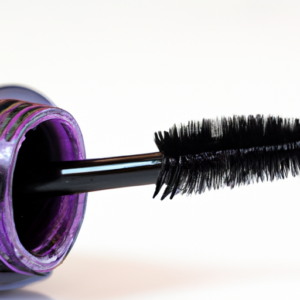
[1,1,300,299]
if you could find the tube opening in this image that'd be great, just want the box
[12,119,78,257]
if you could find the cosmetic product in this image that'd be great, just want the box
[0,86,86,290]
[0,85,299,290]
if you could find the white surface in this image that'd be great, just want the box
[1,0,300,299]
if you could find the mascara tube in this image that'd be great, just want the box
[0,86,87,290]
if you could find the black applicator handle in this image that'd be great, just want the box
[24,152,163,196]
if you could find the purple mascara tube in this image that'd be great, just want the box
[0,86,87,290]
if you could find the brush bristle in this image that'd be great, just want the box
[153,115,300,200]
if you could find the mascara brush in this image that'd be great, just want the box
[19,114,300,200]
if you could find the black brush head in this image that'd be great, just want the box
[153,115,300,200]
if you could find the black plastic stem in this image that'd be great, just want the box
[25,152,163,196]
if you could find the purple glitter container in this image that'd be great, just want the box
[0,86,87,290]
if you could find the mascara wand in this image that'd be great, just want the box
[18,114,300,200]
